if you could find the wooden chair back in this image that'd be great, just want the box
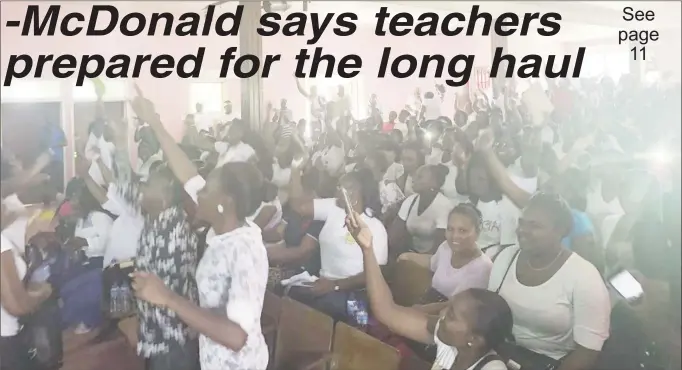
[331,322,400,370]
[261,290,282,369]
[390,259,433,307]
[273,297,334,370]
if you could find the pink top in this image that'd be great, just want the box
[430,242,494,298]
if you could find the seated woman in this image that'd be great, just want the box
[362,151,404,216]
[69,183,114,268]
[489,193,611,370]
[477,130,602,269]
[266,171,324,288]
[399,204,493,313]
[248,180,283,238]
[288,163,388,322]
[388,164,451,256]
[345,211,511,370]
[396,142,425,198]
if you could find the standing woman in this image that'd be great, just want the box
[130,92,269,370]
[1,202,53,370]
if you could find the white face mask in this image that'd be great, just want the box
[432,317,458,370]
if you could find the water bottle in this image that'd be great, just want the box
[346,292,358,320]
[119,284,130,314]
[355,300,369,329]
[110,283,120,315]
[30,264,51,283]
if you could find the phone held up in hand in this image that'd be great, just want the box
[341,187,357,225]
[608,268,644,305]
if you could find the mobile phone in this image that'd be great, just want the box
[341,187,357,224]
[608,269,644,304]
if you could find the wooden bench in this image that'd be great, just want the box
[330,322,401,370]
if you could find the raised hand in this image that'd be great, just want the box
[130,83,159,125]
[475,127,495,152]
[345,211,373,251]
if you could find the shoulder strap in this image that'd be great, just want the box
[496,248,521,294]
[472,354,504,370]
[406,195,419,219]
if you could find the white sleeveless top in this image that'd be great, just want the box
[432,319,507,370]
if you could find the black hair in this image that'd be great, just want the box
[398,109,411,123]
[1,152,14,181]
[526,192,574,238]
[76,184,104,216]
[454,110,469,127]
[220,163,264,221]
[425,164,449,189]
[344,168,382,218]
[556,167,589,212]
[365,150,389,175]
[449,203,483,233]
[301,169,319,193]
[390,129,404,144]
[148,163,185,206]
[453,129,474,156]
[465,289,514,351]
[465,152,503,203]
[437,116,453,127]
[402,141,426,167]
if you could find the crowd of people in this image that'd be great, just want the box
[1,74,680,370]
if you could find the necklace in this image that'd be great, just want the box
[526,248,565,271]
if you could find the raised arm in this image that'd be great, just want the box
[295,77,310,98]
[476,129,532,209]
[1,152,51,198]
[346,212,437,345]
[130,86,199,185]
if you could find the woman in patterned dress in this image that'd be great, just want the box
[130,91,270,370]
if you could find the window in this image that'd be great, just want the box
[1,80,62,102]
[73,79,127,101]
[189,82,223,113]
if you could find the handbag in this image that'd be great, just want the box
[20,244,63,370]
[494,248,563,370]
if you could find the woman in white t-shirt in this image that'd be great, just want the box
[440,128,471,205]
[69,184,113,268]
[397,142,426,199]
[346,212,510,370]
[288,165,388,321]
[1,204,53,369]
[462,153,520,258]
[214,120,257,168]
[389,164,452,255]
[488,193,610,367]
